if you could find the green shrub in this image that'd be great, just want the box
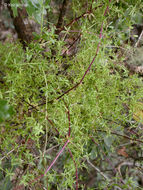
[0,0,143,189]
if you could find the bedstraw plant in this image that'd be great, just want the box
[0,0,143,189]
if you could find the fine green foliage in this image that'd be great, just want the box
[0,100,14,123]
[0,0,143,189]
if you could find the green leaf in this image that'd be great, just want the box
[11,0,20,17]
[104,135,115,147]
[0,100,15,123]
[25,0,37,16]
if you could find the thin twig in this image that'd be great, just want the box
[0,145,21,161]
[44,139,70,175]
[58,4,103,34]
[116,161,143,177]
[31,139,70,184]
[23,99,38,111]
[61,34,81,56]
[63,100,71,137]
[95,129,143,143]
[68,148,78,190]
[29,2,111,109]
[90,137,117,175]
[46,116,59,135]
[55,1,111,101]
[42,67,48,158]
[56,0,69,35]
[87,159,111,181]
[134,30,143,47]
[34,145,59,160]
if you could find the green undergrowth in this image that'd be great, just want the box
[0,39,143,189]
[0,0,143,189]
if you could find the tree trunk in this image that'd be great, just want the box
[5,0,34,47]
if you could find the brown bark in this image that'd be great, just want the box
[124,62,143,76]
[56,0,69,35]
[5,0,34,46]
